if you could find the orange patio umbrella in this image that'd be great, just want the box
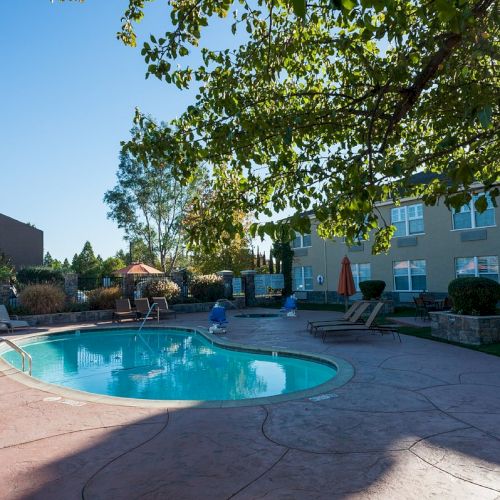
[337,255,356,312]
[112,262,163,276]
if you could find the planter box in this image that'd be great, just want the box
[430,311,500,345]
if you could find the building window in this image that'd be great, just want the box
[293,266,313,291]
[391,204,424,237]
[455,256,499,282]
[352,263,371,292]
[291,233,312,248]
[393,260,427,291]
[452,193,496,230]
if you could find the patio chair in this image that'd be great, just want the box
[310,301,372,336]
[152,297,177,320]
[320,302,400,342]
[413,297,430,320]
[0,305,30,333]
[135,298,154,320]
[307,300,363,333]
[112,299,137,323]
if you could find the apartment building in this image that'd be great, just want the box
[291,190,499,304]
[0,213,43,269]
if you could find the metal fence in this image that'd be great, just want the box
[255,274,284,297]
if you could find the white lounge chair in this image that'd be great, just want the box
[0,305,30,333]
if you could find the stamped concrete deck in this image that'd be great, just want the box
[1,308,499,499]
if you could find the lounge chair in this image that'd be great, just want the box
[135,298,155,321]
[152,297,177,319]
[310,301,372,336]
[0,305,30,333]
[307,301,364,332]
[320,302,400,342]
[112,299,137,323]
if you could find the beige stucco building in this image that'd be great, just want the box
[291,191,500,304]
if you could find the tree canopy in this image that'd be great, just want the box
[117,0,499,252]
[105,122,205,272]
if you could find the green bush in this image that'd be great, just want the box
[359,280,386,300]
[189,274,225,302]
[143,279,181,302]
[19,284,66,314]
[17,266,64,285]
[448,277,500,316]
[86,287,122,310]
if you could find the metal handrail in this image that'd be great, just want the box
[138,302,159,333]
[0,337,32,376]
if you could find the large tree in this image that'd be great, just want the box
[105,122,204,273]
[184,188,255,275]
[118,0,498,253]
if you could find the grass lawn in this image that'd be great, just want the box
[395,325,500,358]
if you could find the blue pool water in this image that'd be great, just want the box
[1,329,337,401]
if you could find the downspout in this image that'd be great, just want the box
[323,239,328,304]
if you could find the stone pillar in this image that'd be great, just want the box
[0,284,10,305]
[64,273,78,301]
[217,270,234,299]
[241,270,257,307]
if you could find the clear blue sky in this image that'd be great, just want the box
[0,0,242,261]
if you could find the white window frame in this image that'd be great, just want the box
[393,260,427,292]
[293,266,313,291]
[351,263,371,292]
[451,193,496,231]
[455,256,499,281]
[391,204,424,238]
[291,233,312,249]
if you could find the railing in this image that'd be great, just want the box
[138,302,159,333]
[0,337,32,376]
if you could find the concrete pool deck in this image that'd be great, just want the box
[1,308,499,499]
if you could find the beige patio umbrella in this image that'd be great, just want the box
[112,263,163,276]
[337,255,356,312]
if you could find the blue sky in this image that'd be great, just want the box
[0,0,242,261]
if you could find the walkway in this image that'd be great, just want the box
[1,309,499,499]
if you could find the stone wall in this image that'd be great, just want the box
[19,309,114,326]
[17,297,246,326]
[430,311,500,345]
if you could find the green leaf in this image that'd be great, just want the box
[291,0,306,18]
[341,0,356,10]
[478,106,492,129]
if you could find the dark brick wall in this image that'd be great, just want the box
[0,213,43,268]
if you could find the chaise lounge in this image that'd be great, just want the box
[0,305,30,333]
[112,299,137,323]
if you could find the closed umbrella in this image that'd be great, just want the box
[337,255,356,312]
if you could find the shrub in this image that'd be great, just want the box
[448,277,500,316]
[189,274,225,302]
[17,266,64,285]
[359,280,386,300]
[143,279,181,302]
[19,284,66,314]
[86,287,122,310]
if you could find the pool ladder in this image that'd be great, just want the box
[138,302,159,333]
[0,337,32,376]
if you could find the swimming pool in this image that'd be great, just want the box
[0,328,338,402]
